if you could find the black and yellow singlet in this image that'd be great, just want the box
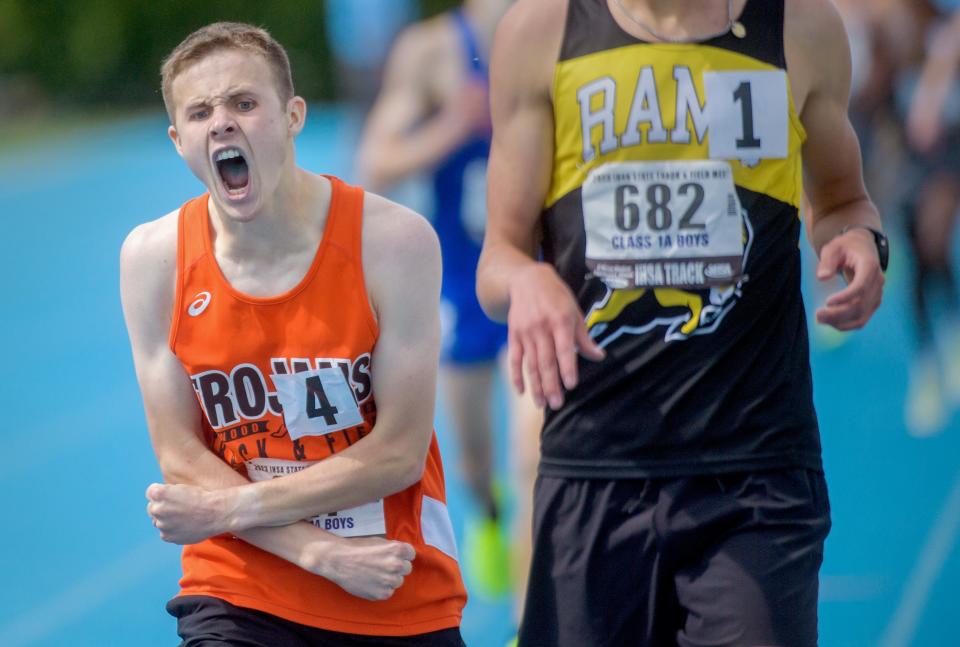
[540,0,822,477]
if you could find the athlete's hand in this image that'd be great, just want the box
[303,535,415,601]
[815,228,884,330]
[507,263,605,410]
[146,482,233,544]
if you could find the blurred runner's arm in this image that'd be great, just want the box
[476,0,603,411]
[120,215,413,601]
[356,23,488,191]
[786,0,885,330]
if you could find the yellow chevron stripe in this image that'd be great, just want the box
[548,43,806,209]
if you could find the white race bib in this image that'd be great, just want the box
[272,367,364,441]
[705,70,789,161]
[246,458,386,538]
[582,160,744,289]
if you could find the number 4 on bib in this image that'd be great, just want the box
[272,367,364,441]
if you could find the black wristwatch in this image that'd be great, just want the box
[841,225,889,272]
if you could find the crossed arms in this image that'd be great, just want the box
[119,191,441,599]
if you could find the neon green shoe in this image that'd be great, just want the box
[464,516,512,598]
[505,637,518,647]
[905,351,946,437]
[943,322,960,405]
[811,322,848,351]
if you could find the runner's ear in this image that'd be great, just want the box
[168,125,184,157]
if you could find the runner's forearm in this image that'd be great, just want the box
[157,439,342,570]
[224,431,422,532]
[808,196,881,257]
[360,112,471,190]
[476,239,542,322]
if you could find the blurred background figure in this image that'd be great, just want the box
[813,0,903,351]
[899,1,960,436]
[834,0,960,437]
[356,0,542,614]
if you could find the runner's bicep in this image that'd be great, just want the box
[486,3,557,252]
[120,224,209,473]
[795,9,865,224]
[365,209,441,460]
[485,90,554,258]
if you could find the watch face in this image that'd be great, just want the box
[874,229,889,272]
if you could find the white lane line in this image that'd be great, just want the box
[879,471,960,647]
[0,538,176,647]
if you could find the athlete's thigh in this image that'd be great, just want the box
[674,470,831,647]
[439,360,497,439]
[167,595,306,647]
[519,476,659,647]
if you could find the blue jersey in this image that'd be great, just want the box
[433,11,507,364]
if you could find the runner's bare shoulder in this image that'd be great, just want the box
[360,191,441,321]
[120,209,180,318]
[492,0,568,94]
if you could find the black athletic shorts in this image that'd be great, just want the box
[519,469,831,647]
[167,595,466,647]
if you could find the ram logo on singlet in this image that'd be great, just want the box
[575,65,787,163]
[190,355,373,430]
[577,66,708,162]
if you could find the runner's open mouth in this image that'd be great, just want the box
[215,149,250,193]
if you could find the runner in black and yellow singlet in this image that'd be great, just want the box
[478,0,888,645]
[541,0,817,478]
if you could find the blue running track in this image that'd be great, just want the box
[0,109,956,646]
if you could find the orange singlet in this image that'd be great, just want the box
[168,176,466,635]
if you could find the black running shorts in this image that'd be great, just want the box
[519,470,831,647]
[167,595,466,647]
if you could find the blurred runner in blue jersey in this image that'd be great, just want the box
[357,0,541,604]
